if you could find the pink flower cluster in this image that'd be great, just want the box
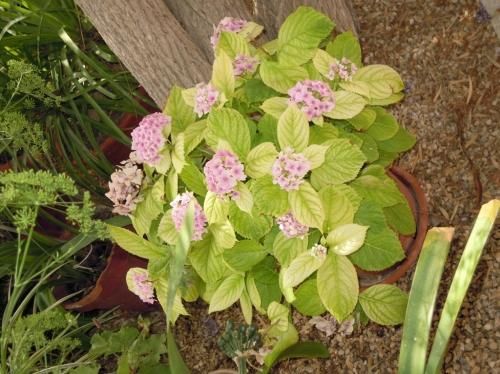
[210,17,248,48]
[327,58,358,81]
[127,268,155,304]
[204,150,246,197]
[310,244,328,260]
[106,160,143,215]
[170,192,207,241]
[276,212,309,238]
[194,83,219,117]
[271,148,311,191]
[288,80,335,120]
[131,112,171,165]
[233,54,259,76]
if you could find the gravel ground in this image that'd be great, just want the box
[142,1,500,372]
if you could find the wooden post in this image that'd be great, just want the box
[77,0,357,108]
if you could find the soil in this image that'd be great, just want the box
[161,1,499,373]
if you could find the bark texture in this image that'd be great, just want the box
[77,0,356,107]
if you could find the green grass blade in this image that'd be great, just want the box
[425,200,499,373]
[398,227,454,374]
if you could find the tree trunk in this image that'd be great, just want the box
[77,0,357,108]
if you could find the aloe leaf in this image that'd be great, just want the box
[425,200,499,373]
[398,227,454,374]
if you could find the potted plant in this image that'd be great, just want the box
[78,5,429,366]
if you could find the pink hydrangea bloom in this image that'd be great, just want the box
[105,159,143,215]
[310,244,328,259]
[276,212,309,238]
[288,80,335,120]
[327,58,358,81]
[194,83,219,117]
[233,54,259,76]
[131,112,171,165]
[210,17,248,48]
[271,148,311,191]
[204,149,246,197]
[126,268,155,304]
[170,192,207,241]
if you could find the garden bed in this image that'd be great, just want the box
[159,1,499,372]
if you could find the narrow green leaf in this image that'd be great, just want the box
[211,51,235,98]
[398,228,454,374]
[107,225,164,260]
[167,329,189,374]
[426,200,499,373]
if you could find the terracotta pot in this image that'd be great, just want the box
[357,166,429,288]
[64,245,156,312]
[0,161,10,172]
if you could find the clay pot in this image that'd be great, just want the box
[64,245,156,312]
[63,99,156,312]
[357,166,429,288]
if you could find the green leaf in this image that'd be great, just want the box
[223,240,267,272]
[190,233,226,284]
[277,104,309,151]
[210,220,236,249]
[398,228,453,374]
[303,144,328,169]
[356,133,379,163]
[353,64,404,99]
[252,176,289,216]
[167,329,189,374]
[165,86,196,133]
[260,97,289,119]
[131,177,165,237]
[183,120,207,154]
[209,274,245,313]
[204,192,229,224]
[267,302,290,333]
[283,252,325,288]
[426,201,498,373]
[229,204,273,241]
[377,126,416,153]
[369,92,404,106]
[179,159,207,197]
[245,142,278,178]
[317,253,358,321]
[365,107,399,141]
[384,201,416,235]
[273,231,308,267]
[312,49,335,77]
[309,124,339,145]
[326,31,362,66]
[289,182,325,229]
[245,79,279,103]
[359,285,408,325]
[347,108,377,130]
[354,200,387,233]
[216,31,251,58]
[246,274,263,312]
[211,51,235,98]
[310,139,366,189]
[207,108,251,159]
[240,289,253,324]
[259,61,308,94]
[158,210,178,245]
[172,133,185,173]
[277,6,334,66]
[292,278,326,316]
[273,341,330,364]
[349,227,405,271]
[250,257,282,309]
[327,223,368,256]
[262,324,299,371]
[107,225,164,260]
[319,185,355,232]
[233,182,253,214]
[350,175,402,207]
[325,91,366,119]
